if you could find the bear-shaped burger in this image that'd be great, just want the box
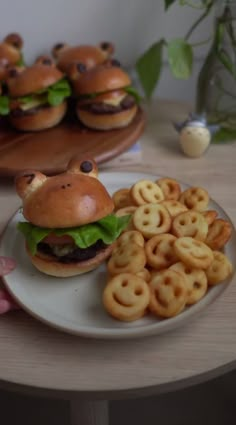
[15,157,130,277]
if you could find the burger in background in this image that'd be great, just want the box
[52,41,114,75]
[68,60,141,131]
[4,58,71,131]
[15,157,130,277]
[0,32,24,117]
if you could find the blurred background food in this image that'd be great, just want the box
[0,0,214,104]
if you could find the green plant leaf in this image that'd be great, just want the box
[167,39,193,79]
[164,0,177,10]
[135,40,164,99]
[217,48,236,79]
[202,0,214,5]
[212,127,236,143]
[16,53,25,67]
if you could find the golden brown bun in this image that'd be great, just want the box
[7,64,64,97]
[56,43,114,74]
[0,43,21,65]
[26,243,114,277]
[77,104,138,130]
[73,64,131,95]
[10,101,67,132]
[22,172,114,227]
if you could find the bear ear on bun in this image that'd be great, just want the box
[51,42,115,75]
[67,157,98,178]
[15,170,47,200]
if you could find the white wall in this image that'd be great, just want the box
[1,0,214,103]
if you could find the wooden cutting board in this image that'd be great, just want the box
[0,107,145,177]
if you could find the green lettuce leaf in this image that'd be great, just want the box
[17,222,50,255]
[16,53,26,67]
[17,214,131,255]
[17,78,72,107]
[20,93,48,104]
[124,86,142,103]
[47,78,72,106]
[0,95,10,115]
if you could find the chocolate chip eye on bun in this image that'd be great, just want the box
[68,60,141,131]
[52,41,114,75]
[5,60,71,131]
[15,157,130,277]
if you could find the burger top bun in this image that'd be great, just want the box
[71,62,131,96]
[0,33,23,66]
[15,157,114,228]
[52,42,114,73]
[6,63,64,97]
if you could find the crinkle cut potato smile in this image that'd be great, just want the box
[103,175,234,322]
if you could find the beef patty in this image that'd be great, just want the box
[37,239,108,263]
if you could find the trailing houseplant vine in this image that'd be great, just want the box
[135,0,236,142]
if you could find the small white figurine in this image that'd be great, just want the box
[174,113,219,158]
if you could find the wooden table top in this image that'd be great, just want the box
[0,99,236,400]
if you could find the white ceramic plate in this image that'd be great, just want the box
[1,171,236,339]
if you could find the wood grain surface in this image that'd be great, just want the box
[0,99,236,400]
[0,107,145,176]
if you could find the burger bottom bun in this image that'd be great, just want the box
[76,104,137,131]
[26,243,114,277]
[10,101,67,132]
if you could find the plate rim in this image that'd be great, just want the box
[1,170,236,339]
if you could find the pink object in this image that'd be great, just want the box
[0,256,20,314]
[0,289,20,314]
[0,256,16,276]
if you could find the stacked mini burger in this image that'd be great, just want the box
[68,60,140,130]
[5,57,71,131]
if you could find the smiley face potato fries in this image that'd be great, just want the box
[102,177,234,322]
